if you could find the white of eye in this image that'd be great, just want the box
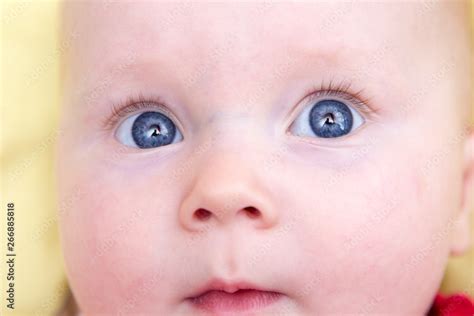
[115,112,183,148]
[288,101,365,138]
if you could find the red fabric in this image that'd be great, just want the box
[428,293,474,316]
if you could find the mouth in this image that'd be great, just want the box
[185,279,284,314]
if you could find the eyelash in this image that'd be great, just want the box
[102,80,378,131]
[301,79,378,118]
[102,93,173,131]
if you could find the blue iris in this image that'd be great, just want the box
[131,111,176,148]
[309,100,353,138]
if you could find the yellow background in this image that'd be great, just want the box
[1,1,473,315]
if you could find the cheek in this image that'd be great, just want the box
[57,155,184,313]
[283,144,458,313]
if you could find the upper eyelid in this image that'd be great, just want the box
[102,96,176,131]
[306,90,373,118]
[302,83,379,120]
[103,81,378,132]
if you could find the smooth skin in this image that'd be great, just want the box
[57,1,474,315]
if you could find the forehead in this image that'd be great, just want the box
[65,2,448,76]
[69,2,415,53]
[63,1,468,120]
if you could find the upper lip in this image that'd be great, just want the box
[186,278,280,299]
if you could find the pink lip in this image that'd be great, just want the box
[186,279,283,314]
[189,289,283,313]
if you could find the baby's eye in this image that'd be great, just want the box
[115,111,183,148]
[288,99,364,138]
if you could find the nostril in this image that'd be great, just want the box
[243,206,260,218]
[194,208,212,221]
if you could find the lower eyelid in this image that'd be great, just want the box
[286,123,371,147]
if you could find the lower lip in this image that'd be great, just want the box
[188,289,283,313]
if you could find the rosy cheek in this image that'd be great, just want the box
[280,145,451,312]
[58,163,174,311]
[340,158,452,310]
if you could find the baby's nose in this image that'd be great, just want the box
[178,152,279,232]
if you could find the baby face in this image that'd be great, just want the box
[57,2,473,315]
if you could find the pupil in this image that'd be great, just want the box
[324,113,335,125]
[149,125,161,137]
